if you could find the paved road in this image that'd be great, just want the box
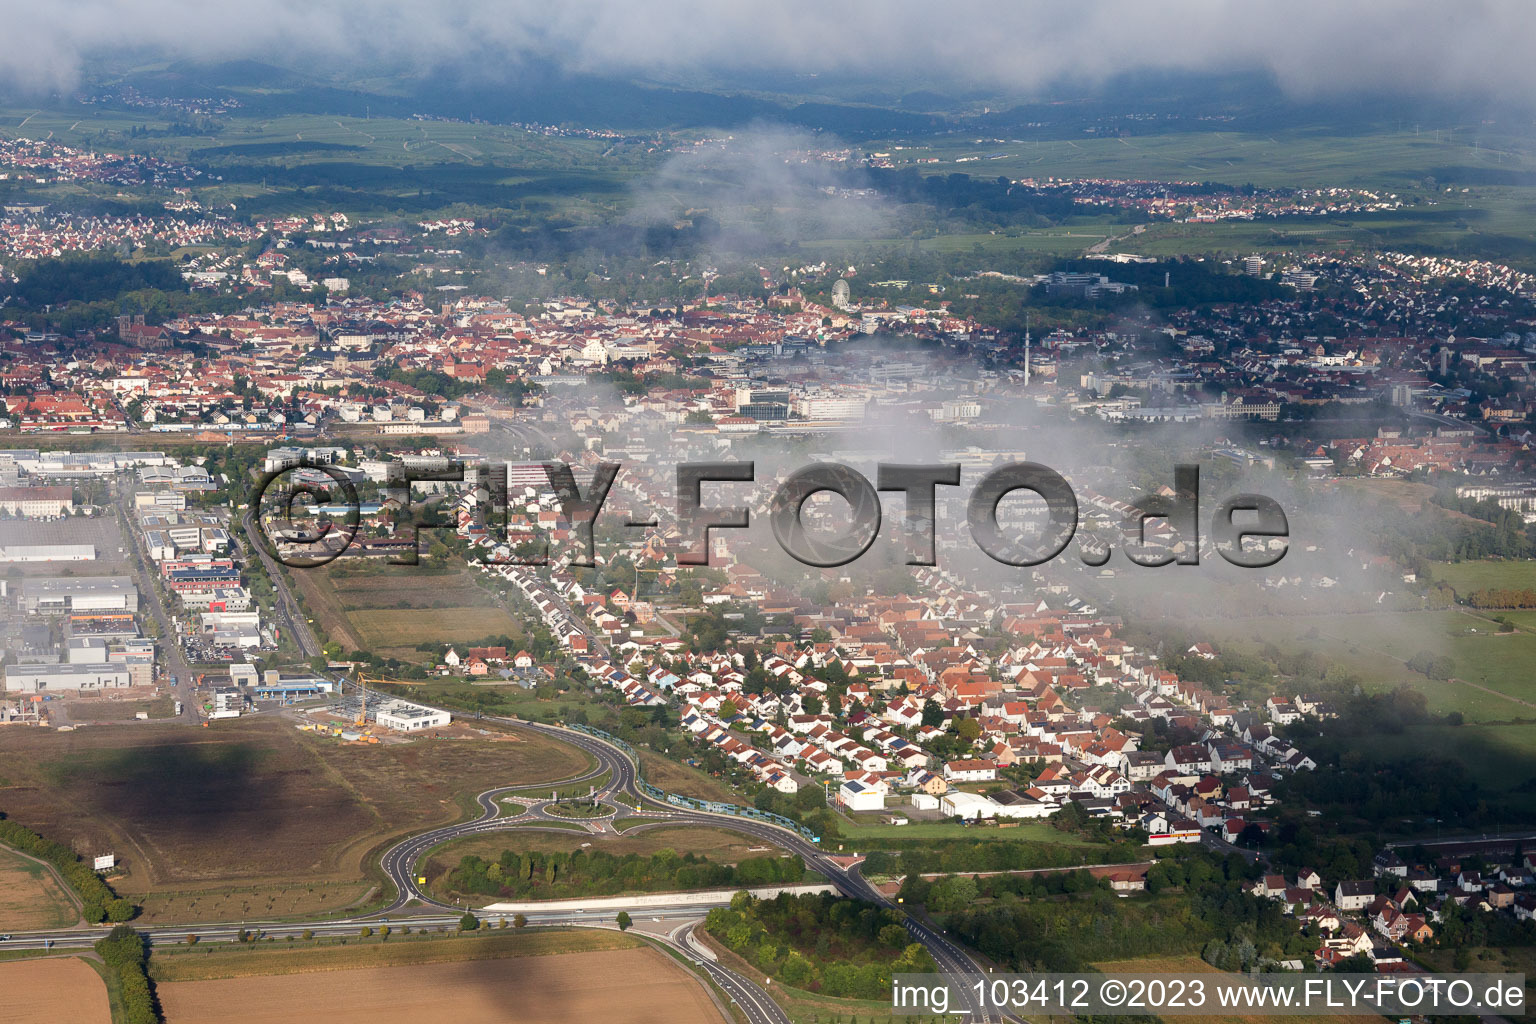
[370,715,1002,1022]
[113,478,197,723]
[239,506,321,658]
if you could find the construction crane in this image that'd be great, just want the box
[353,673,369,729]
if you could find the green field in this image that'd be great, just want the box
[1198,610,1536,717]
[910,127,1536,190]
[831,818,1110,846]
[1431,559,1536,596]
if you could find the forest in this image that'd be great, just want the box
[443,845,805,900]
[939,850,1316,973]
[704,891,936,999]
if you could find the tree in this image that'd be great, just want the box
[513,913,528,929]
[921,699,944,728]
[460,912,480,931]
[360,926,373,938]
[617,911,632,931]
[186,934,199,945]
[301,929,314,940]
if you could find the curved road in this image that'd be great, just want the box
[370,715,999,1021]
[10,713,996,1023]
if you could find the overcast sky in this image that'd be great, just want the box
[4,1,1531,104]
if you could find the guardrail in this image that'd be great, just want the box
[570,724,820,843]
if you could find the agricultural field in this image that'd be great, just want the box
[1093,956,1384,1024]
[148,928,639,981]
[1195,611,1536,716]
[154,942,721,1024]
[0,957,111,1024]
[0,844,79,930]
[0,718,588,921]
[0,107,644,222]
[295,563,522,660]
[913,126,1536,191]
[1430,559,1536,596]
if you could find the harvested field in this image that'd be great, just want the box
[156,945,723,1024]
[150,928,635,981]
[0,957,111,1024]
[0,845,77,930]
[0,718,589,920]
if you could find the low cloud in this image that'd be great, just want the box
[2,1,1531,108]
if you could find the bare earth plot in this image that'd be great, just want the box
[156,946,723,1024]
[0,718,588,921]
[0,844,78,930]
[0,958,111,1024]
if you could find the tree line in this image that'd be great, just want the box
[95,925,159,1024]
[445,845,804,900]
[861,836,1139,879]
[705,892,935,999]
[0,814,135,922]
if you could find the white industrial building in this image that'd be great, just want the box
[4,662,130,693]
[374,699,451,732]
[939,791,998,820]
[0,543,95,562]
[836,779,886,812]
[20,577,138,614]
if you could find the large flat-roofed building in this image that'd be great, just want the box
[0,543,95,562]
[375,700,451,732]
[20,576,138,615]
[4,661,130,692]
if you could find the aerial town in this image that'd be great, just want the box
[0,10,1533,1024]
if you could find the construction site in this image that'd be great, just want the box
[295,674,453,745]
